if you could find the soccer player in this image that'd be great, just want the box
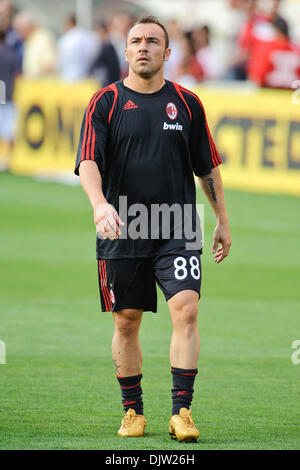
[75,16,231,442]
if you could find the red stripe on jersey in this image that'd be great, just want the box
[179,86,222,167]
[108,83,118,124]
[81,85,118,162]
[81,89,104,162]
[99,260,110,311]
[81,86,111,162]
[91,128,96,161]
[179,86,219,166]
[85,88,108,161]
[172,82,192,120]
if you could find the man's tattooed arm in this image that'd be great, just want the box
[198,167,231,263]
[207,177,217,202]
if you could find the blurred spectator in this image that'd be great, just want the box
[57,14,99,82]
[13,10,56,78]
[0,0,23,72]
[176,34,203,87]
[109,13,132,78]
[0,28,17,167]
[192,26,222,81]
[248,17,300,89]
[227,0,277,80]
[164,19,185,82]
[89,20,120,87]
[259,0,282,21]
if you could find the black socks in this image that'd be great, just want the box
[116,373,143,415]
[171,367,198,415]
[116,368,198,417]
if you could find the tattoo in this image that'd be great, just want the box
[113,358,121,374]
[207,177,217,203]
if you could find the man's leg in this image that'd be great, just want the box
[168,290,200,442]
[112,308,143,378]
[112,308,146,437]
[168,290,200,370]
[154,251,201,371]
[97,257,156,436]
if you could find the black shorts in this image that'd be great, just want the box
[97,248,202,313]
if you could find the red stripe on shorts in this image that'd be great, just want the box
[102,260,112,310]
[99,260,110,310]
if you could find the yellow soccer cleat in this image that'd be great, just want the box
[169,408,200,443]
[117,409,146,437]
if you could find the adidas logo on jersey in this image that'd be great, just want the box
[163,122,183,131]
[123,100,139,110]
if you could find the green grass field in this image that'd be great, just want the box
[0,172,299,450]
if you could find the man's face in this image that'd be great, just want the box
[125,23,171,78]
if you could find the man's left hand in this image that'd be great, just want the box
[211,222,231,263]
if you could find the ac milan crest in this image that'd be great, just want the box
[166,102,178,120]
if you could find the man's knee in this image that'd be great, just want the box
[169,292,199,332]
[113,309,143,337]
[175,302,198,328]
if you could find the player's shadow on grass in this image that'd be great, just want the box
[142,432,243,446]
[196,438,243,446]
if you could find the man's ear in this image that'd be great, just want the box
[164,47,171,62]
[125,48,128,63]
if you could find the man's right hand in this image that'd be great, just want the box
[94,203,124,240]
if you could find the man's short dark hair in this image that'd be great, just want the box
[127,15,169,49]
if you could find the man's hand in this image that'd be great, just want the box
[94,203,124,241]
[78,161,124,241]
[198,168,231,264]
[212,221,231,264]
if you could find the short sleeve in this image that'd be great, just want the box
[74,91,109,176]
[188,94,222,177]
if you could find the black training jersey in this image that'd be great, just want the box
[75,79,222,259]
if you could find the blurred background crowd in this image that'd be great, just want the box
[1,0,300,163]
[1,0,300,88]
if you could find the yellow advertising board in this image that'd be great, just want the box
[194,86,300,196]
[10,78,98,178]
[9,79,300,196]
